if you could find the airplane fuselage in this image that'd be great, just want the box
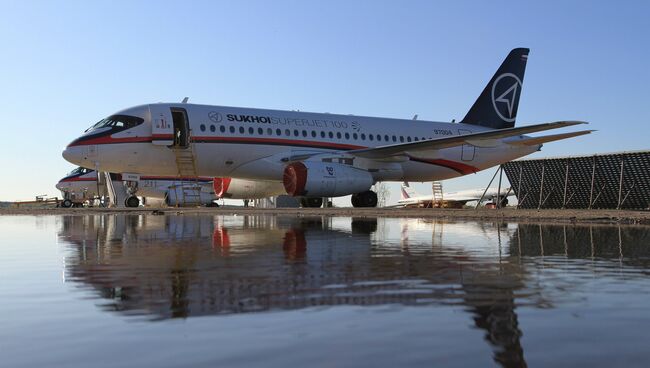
[63,103,539,184]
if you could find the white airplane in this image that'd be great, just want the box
[56,167,284,207]
[398,182,513,208]
[62,48,592,208]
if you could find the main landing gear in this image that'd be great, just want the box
[300,197,323,208]
[125,196,140,208]
[351,190,378,208]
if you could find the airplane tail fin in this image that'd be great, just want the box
[401,182,419,200]
[460,48,529,129]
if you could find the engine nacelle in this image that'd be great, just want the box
[283,162,374,197]
[165,188,216,206]
[213,178,285,199]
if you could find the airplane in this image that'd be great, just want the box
[397,182,513,208]
[56,167,284,207]
[62,48,592,208]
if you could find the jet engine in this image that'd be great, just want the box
[283,162,374,197]
[213,178,285,199]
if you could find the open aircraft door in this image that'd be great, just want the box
[458,129,475,161]
[150,105,174,146]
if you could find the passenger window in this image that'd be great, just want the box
[311,131,317,138]
[267,128,273,135]
[285,129,290,136]
[377,135,381,141]
[248,127,254,134]
[385,135,389,141]
[210,125,216,132]
[353,133,358,140]
[302,130,307,137]
[320,131,325,138]
[328,132,334,139]
[392,135,396,142]
[276,129,282,136]
[345,133,350,139]
[229,126,235,133]
[294,130,299,136]
[400,136,404,142]
[220,126,225,133]
[239,127,244,134]
[369,134,374,141]
[200,124,206,132]
[407,137,412,142]
[336,132,341,139]
[361,134,366,140]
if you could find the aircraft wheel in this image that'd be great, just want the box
[301,197,323,208]
[61,199,73,208]
[352,191,377,208]
[125,196,140,208]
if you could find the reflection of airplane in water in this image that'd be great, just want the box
[59,215,535,366]
[58,216,650,367]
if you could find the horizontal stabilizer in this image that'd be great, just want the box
[349,121,588,159]
[507,130,594,146]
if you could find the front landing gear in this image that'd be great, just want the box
[351,190,377,208]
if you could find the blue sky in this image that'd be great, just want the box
[0,0,648,204]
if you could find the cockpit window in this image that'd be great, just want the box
[85,114,144,132]
[67,167,91,176]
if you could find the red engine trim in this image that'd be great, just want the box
[213,177,232,198]
[283,162,308,196]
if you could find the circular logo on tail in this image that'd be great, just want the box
[491,73,522,123]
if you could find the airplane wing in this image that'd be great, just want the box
[506,130,594,146]
[348,121,588,159]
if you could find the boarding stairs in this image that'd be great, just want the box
[170,139,202,206]
[102,172,129,207]
[432,181,444,208]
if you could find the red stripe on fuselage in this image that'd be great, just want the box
[192,136,364,150]
[68,134,479,174]
[59,177,97,183]
[408,157,479,175]
[68,136,152,147]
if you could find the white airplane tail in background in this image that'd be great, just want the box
[400,182,419,200]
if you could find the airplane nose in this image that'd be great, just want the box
[62,146,83,165]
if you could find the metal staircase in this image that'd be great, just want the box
[432,181,444,208]
[102,172,129,207]
[171,141,201,206]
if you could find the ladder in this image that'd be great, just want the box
[432,181,444,208]
[102,172,129,207]
[171,139,201,206]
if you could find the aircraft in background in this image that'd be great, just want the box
[56,167,284,207]
[398,182,513,208]
[62,48,591,208]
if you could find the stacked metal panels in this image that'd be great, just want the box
[502,150,650,209]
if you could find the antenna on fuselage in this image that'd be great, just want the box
[181,97,189,103]
[412,114,418,120]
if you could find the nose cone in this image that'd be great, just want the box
[55,181,64,191]
[62,146,84,166]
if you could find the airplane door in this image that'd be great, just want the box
[150,105,174,145]
[458,129,475,161]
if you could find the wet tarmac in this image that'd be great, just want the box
[2,214,650,367]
